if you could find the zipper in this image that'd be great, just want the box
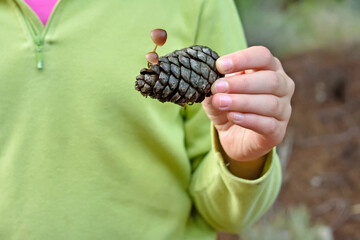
[34,35,44,69]
[12,0,62,70]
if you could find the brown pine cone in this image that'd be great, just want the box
[135,45,223,107]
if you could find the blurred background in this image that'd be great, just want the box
[220,0,360,239]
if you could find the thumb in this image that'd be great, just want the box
[202,96,229,127]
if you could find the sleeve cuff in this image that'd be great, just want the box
[211,124,276,185]
[189,124,282,232]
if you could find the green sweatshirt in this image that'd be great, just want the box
[0,0,282,239]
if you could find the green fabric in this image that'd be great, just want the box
[0,0,282,239]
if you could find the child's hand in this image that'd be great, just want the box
[202,46,295,163]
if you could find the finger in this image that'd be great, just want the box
[212,93,292,121]
[202,96,229,126]
[227,112,286,141]
[212,70,289,97]
[216,46,279,74]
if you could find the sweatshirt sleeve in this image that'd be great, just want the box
[186,0,282,233]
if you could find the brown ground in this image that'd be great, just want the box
[278,44,360,240]
[218,44,360,240]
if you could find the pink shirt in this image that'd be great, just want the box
[24,0,59,25]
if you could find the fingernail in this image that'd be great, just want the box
[215,80,229,93]
[218,58,233,73]
[233,113,244,123]
[219,95,232,110]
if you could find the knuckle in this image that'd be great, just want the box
[281,104,292,121]
[265,118,278,136]
[269,72,281,92]
[269,97,280,115]
[288,79,296,95]
[274,57,280,64]
[257,45,272,55]
[274,57,282,69]
[258,46,273,64]
[286,105,293,119]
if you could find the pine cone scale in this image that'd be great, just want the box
[179,56,190,68]
[160,62,170,74]
[170,64,181,79]
[153,81,164,93]
[180,66,191,83]
[200,63,210,79]
[169,56,179,65]
[189,72,200,88]
[166,75,176,91]
[158,71,168,85]
[162,86,172,98]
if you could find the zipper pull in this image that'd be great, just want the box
[34,36,44,70]
[36,46,44,69]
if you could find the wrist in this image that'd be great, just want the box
[224,155,267,180]
[213,127,267,180]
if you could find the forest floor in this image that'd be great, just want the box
[219,44,360,240]
[278,44,360,240]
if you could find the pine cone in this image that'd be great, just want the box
[135,45,223,107]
